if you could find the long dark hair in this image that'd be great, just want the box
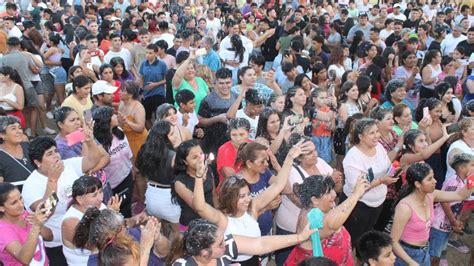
[0,66,24,89]
[434,82,455,116]
[173,139,201,176]
[421,50,440,72]
[136,121,174,179]
[397,162,432,203]
[0,183,17,217]
[284,86,304,111]
[92,106,124,152]
[415,98,441,122]
[229,34,245,63]
[256,107,280,141]
[110,57,131,80]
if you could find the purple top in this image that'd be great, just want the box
[55,134,83,160]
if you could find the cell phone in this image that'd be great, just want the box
[416,58,422,68]
[83,109,92,123]
[288,114,304,126]
[423,107,430,119]
[66,128,85,146]
[195,48,207,57]
[446,123,460,134]
[392,167,404,178]
[365,167,374,183]
[42,192,58,211]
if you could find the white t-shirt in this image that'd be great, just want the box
[206,18,221,40]
[440,34,467,56]
[219,35,253,57]
[105,135,133,189]
[73,53,103,68]
[379,29,393,41]
[236,109,258,140]
[387,13,407,21]
[104,48,132,70]
[446,140,474,179]
[22,157,84,248]
[343,143,390,207]
[328,64,345,80]
[275,159,334,232]
[177,109,198,135]
[7,26,22,38]
[152,33,175,50]
[218,48,249,70]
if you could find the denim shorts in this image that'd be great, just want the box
[311,136,333,163]
[429,227,450,258]
[49,66,67,84]
[395,242,430,266]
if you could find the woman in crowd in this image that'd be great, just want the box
[43,33,67,105]
[0,183,52,265]
[420,50,442,99]
[60,175,120,265]
[267,93,285,113]
[358,44,379,70]
[172,139,215,228]
[434,82,461,123]
[74,207,169,265]
[61,75,93,122]
[0,116,33,186]
[343,118,399,246]
[380,79,413,110]
[255,108,294,165]
[327,46,346,80]
[53,107,110,177]
[392,103,423,136]
[231,66,281,103]
[93,106,133,217]
[65,66,83,96]
[0,66,25,128]
[217,118,251,183]
[394,51,420,92]
[415,98,448,188]
[155,103,192,146]
[99,63,121,108]
[172,54,209,112]
[117,81,148,158]
[285,174,369,265]
[274,135,342,265]
[168,218,315,265]
[219,35,250,84]
[136,120,181,232]
[391,163,474,265]
[193,141,305,265]
[110,56,135,83]
[282,87,310,136]
[76,48,98,82]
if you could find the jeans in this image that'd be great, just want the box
[395,242,430,266]
[311,136,333,163]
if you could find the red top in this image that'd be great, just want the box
[216,140,241,185]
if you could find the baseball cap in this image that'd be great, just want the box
[359,12,368,17]
[394,4,401,8]
[92,80,117,95]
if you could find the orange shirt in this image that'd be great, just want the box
[312,106,332,137]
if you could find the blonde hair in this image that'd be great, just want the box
[195,65,214,89]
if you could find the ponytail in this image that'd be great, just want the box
[73,207,101,249]
[396,163,432,205]
[99,234,139,265]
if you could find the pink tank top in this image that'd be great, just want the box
[399,195,434,243]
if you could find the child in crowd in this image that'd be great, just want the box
[311,88,335,163]
[429,153,474,266]
[175,89,201,138]
[357,230,396,266]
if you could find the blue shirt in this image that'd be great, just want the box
[200,49,221,72]
[249,169,273,235]
[139,58,168,98]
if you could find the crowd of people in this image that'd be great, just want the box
[0,0,473,265]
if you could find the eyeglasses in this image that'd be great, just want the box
[226,175,244,185]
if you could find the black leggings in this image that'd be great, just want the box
[343,199,383,247]
[45,246,67,265]
[112,171,134,218]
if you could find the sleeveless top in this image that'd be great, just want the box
[422,64,442,89]
[0,84,19,111]
[61,206,92,266]
[399,195,435,243]
[321,226,353,266]
[122,114,148,158]
[146,149,175,185]
[224,212,261,262]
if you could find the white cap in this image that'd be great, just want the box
[394,3,401,8]
[92,80,117,95]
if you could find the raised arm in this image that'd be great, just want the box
[172,57,194,90]
[252,143,304,216]
[82,122,110,173]
[433,185,473,203]
[226,87,246,119]
[400,126,450,166]
[193,160,228,229]
[234,222,315,255]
